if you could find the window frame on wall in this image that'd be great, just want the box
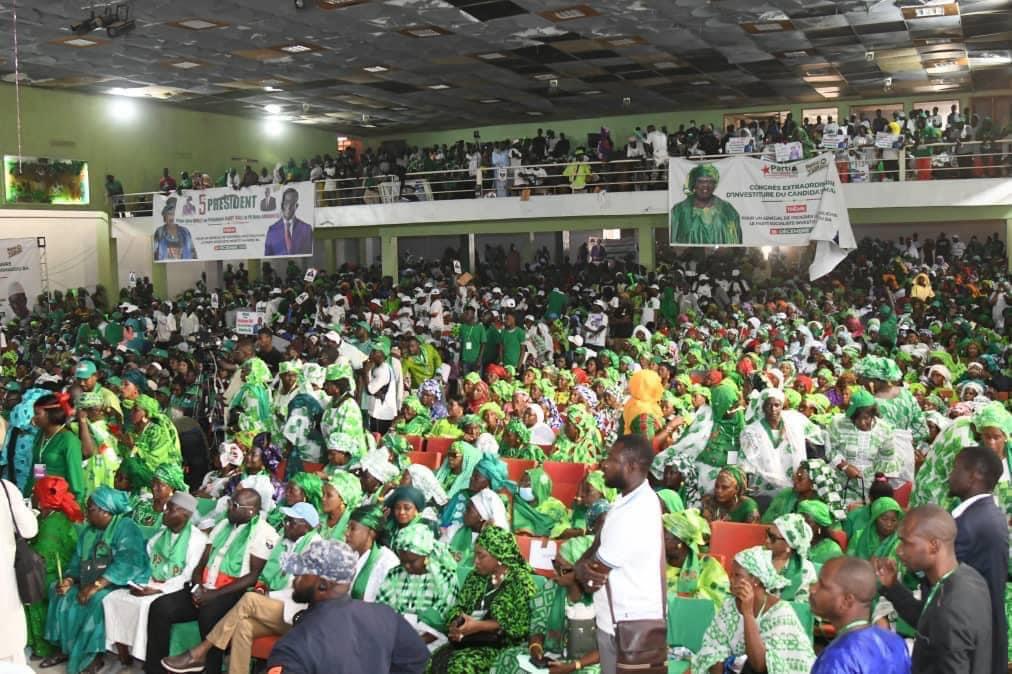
[847,102,904,123]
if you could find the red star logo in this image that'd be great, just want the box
[762,165,771,175]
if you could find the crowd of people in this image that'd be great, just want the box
[0,224,1010,674]
[104,105,1012,216]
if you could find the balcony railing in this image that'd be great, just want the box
[108,140,1010,219]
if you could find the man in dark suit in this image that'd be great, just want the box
[949,446,1009,674]
[264,187,312,256]
[875,504,992,674]
[259,186,276,212]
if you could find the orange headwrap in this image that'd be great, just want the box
[623,369,665,434]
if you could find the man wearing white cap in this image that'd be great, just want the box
[6,281,30,319]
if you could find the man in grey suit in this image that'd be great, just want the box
[875,505,993,674]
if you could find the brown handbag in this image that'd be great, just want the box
[605,521,668,673]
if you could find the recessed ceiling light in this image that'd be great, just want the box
[400,26,450,38]
[265,104,282,114]
[427,83,451,89]
[280,44,313,53]
[173,18,227,30]
[263,86,283,92]
[782,50,809,59]
[690,80,711,86]
[363,65,389,72]
[479,98,501,103]
[63,38,100,47]
[580,89,603,95]
[525,111,544,116]
[477,52,508,60]
[532,73,558,81]
[362,123,377,128]
[542,6,597,21]
[170,61,203,69]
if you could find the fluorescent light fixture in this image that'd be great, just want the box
[752,23,785,31]
[363,65,389,72]
[177,19,221,30]
[532,73,557,80]
[477,52,508,60]
[525,111,544,116]
[914,6,946,17]
[362,123,377,128]
[479,98,502,103]
[263,86,283,92]
[690,80,711,86]
[427,83,451,89]
[602,229,621,239]
[170,61,202,69]
[580,89,603,95]
[782,50,809,58]
[555,8,587,19]
[64,38,99,47]
[653,61,679,69]
[391,106,409,111]
[264,103,282,113]
[280,44,313,53]
[969,53,1011,66]
[607,38,638,47]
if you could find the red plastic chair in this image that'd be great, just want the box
[504,458,537,482]
[552,481,580,507]
[408,451,442,471]
[543,461,590,486]
[425,437,455,455]
[709,522,770,573]
[251,635,279,661]
[405,435,424,452]
[893,481,913,509]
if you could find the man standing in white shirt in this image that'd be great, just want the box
[154,302,177,345]
[575,435,664,674]
[645,124,668,185]
[178,303,200,339]
[364,342,398,434]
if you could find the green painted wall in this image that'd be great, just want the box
[373,92,982,149]
[0,84,336,209]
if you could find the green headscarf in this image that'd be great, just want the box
[846,388,876,418]
[349,504,385,532]
[796,499,833,528]
[971,401,1012,436]
[133,394,161,418]
[392,520,436,556]
[559,535,594,565]
[477,402,505,421]
[854,355,901,382]
[686,163,720,194]
[475,525,526,572]
[153,463,187,492]
[847,497,903,560]
[663,508,710,595]
[326,471,363,511]
[90,486,133,515]
[657,488,684,513]
[437,441,481,500]
[403,396,429,418]
[288,472,324,513]
[475,454,512,491]
[584,470,616,502]
[505,417,531,444]
[773,513,812,559]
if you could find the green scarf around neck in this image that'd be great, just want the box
[260,531,320,591]
[150,524,193,582]
[208,516,260,578]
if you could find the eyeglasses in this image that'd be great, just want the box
[229,500,256,511]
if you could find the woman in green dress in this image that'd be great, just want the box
[118,395,182,492]
[700,466,759,523]
[696,380,745,493]
[796,499,844,565]
[762,458,845,524]
[436,440,482,527]
[766,513,818,602]
[29,393,85,502]
[669,163,743,245]
[130,463,187,539]
[319,471,363,541]
[551,405,602,464]
[663,509,729,605]
[430,526,537,674]
[846,496,903,561]
[228,357,274,435]
[383,485,429,548]
[448,488,509,586]
[826,389,900,501]
[493,536,601,674]
[513,467,568,536]
[376,521,460,636]
[42,487,151,674]
[74,391,121,499]
[394,396,433,437]
[24,476,82,659]
[499,418,547,462]
[692,546,816,674]
[553,470,615,538]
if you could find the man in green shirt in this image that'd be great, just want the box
[500,312,525,368]
[401,336,442,388]
[457,307,485,375]
[482,311,502,370]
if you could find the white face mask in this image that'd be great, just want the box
[518,487,535,503]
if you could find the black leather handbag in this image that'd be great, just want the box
[3,481,46,604]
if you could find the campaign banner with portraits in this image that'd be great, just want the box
[0,238,42,323]
[667,153,856,279]
[151,182,315,263]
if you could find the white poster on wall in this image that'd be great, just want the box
[151,182,315,263]
[0,238,41,324]
[667,154,856,279]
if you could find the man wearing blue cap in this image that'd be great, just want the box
[161,502,321,674]
[267,539,429,674]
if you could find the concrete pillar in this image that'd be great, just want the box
[324,239,337,273]
[467,233,476,273]
[1006,219,1012,272]
[95,213,119,303]
[357,238,368,265]
[381,234,398,280]
[637,224,656,271]
[554,232,564,264]
[151,262,168,300]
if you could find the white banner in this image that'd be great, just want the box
[151,182,315,263]
[0,238,41,323]
[667,154,856,279]
[235,310,266,335]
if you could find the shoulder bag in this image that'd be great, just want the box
[3,480,46,604]
[605,520,668,673]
